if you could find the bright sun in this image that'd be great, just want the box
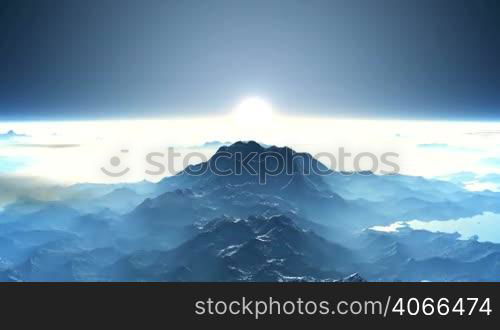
[232,97,273,125]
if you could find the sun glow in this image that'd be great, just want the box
[231,97,274,126]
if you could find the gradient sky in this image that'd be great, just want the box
[1,0,500,120]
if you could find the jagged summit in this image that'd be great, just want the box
[215,141,307,160]
[204,141,331,183]
[151,141,346,225]
[216,140,266,155]
[162,141,332,189]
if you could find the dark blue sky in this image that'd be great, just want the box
[1,0,499,120]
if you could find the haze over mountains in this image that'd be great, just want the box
[2,141,500,281]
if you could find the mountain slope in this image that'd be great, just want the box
[105,215,358,282]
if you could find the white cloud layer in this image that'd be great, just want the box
[1,116,500,184]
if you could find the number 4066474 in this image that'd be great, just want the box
[392,298,492,316]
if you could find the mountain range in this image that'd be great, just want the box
[1,141,500,281]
